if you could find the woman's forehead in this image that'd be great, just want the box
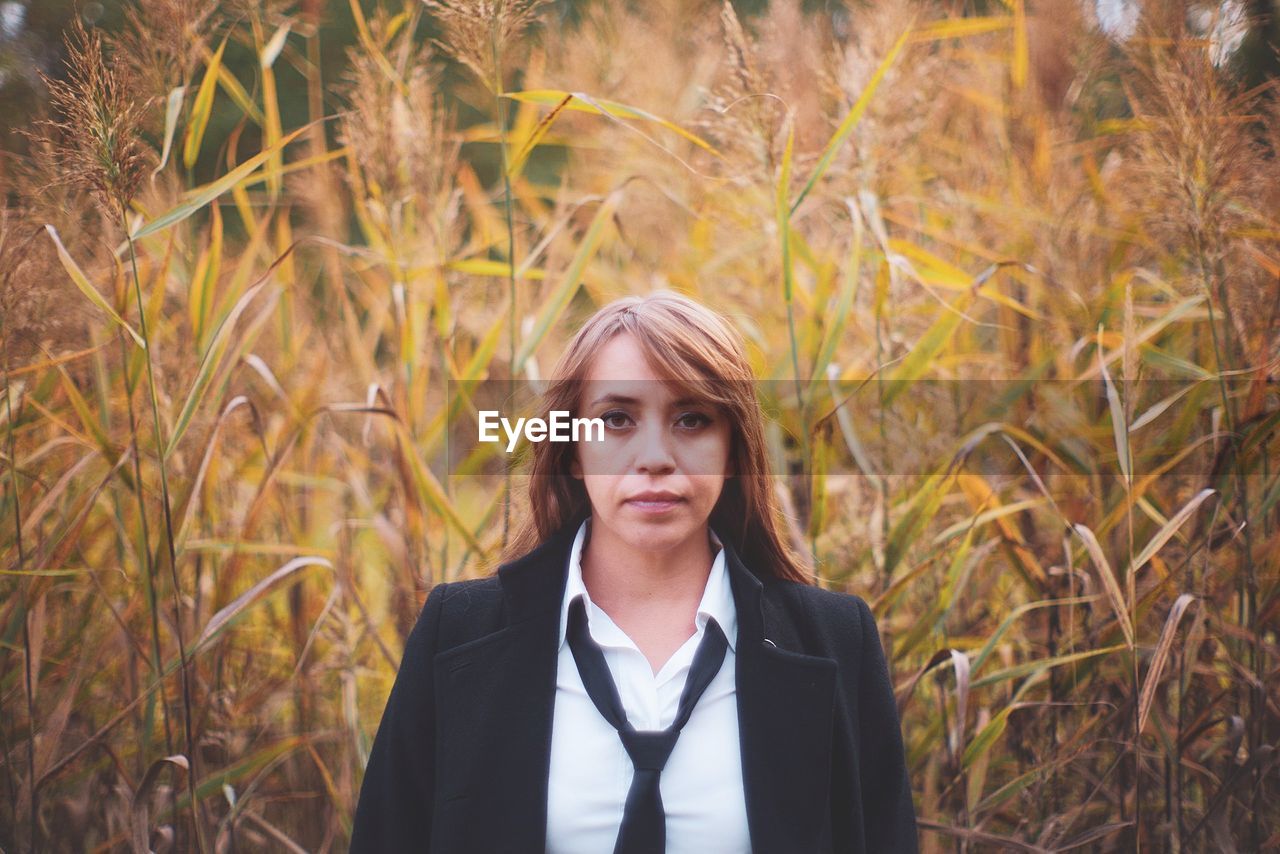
[578,378,720,407]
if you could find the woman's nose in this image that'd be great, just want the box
[634,420,676,474]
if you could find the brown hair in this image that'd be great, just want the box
[500,291,811,584]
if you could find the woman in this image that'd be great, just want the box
[350,292,917,853]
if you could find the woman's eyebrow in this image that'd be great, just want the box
[586,392,708,407]
[587,392,640,407]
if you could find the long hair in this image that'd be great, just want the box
[500,291,811,584]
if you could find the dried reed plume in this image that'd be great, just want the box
[340,17,458,221]
[830,0,939,190]
[1119,21,1275,365]
[1122,31,1267,256]
[110,0,216,102]
[36,18,153,213]
[420,0,549,92]
[702,0,787,176]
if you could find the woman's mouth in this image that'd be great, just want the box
[625,494,684,513]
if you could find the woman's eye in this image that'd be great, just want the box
[601,410,633,429]
[598,410,709,430]
[676,412,711,430]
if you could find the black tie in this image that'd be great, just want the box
[566,595,729,854]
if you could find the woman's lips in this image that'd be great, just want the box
[625,497,684,513]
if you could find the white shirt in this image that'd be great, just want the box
[544,518,752,854]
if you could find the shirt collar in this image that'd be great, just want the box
[557,517,738,653]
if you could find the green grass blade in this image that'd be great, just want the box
[1072,522,1135,649]
[502,90,721,156]
[1126,488,1216,577]
[790,21,913,213]
[192,556,331,655]
[513,191,619,373]
[880,289,974,407]
[154,85,186,175]
[183,34,228,170]
[45,226,146,349]
[1098,326,1131,487]
[136,123,314,239]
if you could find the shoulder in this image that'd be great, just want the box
[435,575,502,611]
[768,577,874,628]
[425,576,505,649]
[762,578,880,660]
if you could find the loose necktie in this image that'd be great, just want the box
[566,595,729,854]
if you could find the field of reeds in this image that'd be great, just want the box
[2,0,1278,850]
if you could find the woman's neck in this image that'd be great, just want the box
[578,521,715,617]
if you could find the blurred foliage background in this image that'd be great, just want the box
[2,0,1279,850]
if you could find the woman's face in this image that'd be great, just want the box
[570,332,733,555]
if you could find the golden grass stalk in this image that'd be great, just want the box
[36,19,206,851]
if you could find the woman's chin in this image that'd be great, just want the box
[610,514,705,553]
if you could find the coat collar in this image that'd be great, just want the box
[443,517,836,853]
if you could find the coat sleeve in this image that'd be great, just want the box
[854,595,918,853]
[350,581,449,853]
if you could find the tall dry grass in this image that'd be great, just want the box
[1,0,1278,850]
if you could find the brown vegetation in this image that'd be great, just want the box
[1,0,1277,850]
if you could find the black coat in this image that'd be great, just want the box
[350,520,918,853]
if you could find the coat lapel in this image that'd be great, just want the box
[433,522,836,854]
[723,538,838,854]
[432,522,577,852]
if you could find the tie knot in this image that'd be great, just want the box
[619,729,678,771]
